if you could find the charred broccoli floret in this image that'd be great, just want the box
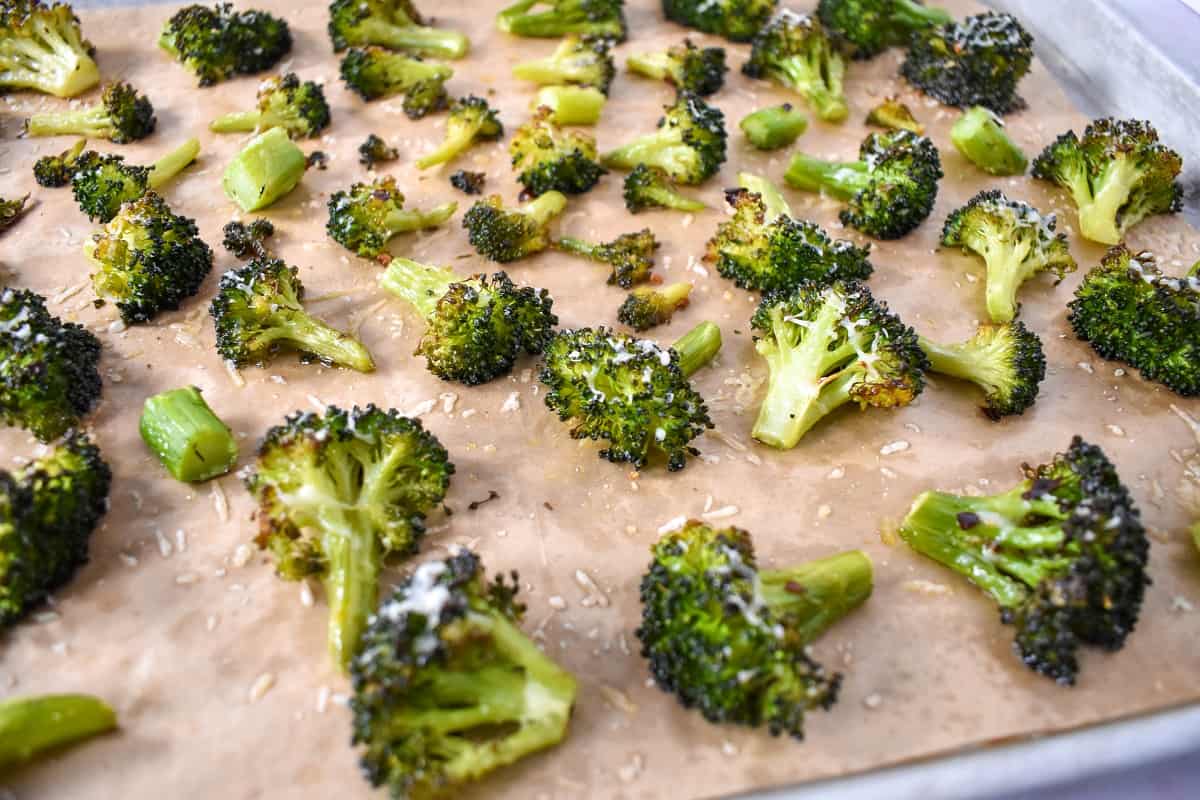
[328,0,469,59]
[351,550,575,797]
[326,175,458,260]
[743,11,847,123]
[898,437,1149,685]
[784,129,943,240]
[210,258,375,372]
[626,39,727,96]
[601,91,726,185]
[951,106,1027,176]
[0,0,98,98]
[449,169,486,195]
[0,288,101,442]
[221,218,274,260]
[497,0,626,41]
[556,228,659,288]
[919,321,1045,419]
[512,34,614,94]
[817,0,951,59]
[210,72,330,138]
[25,81,154,143]
[0,194,30,233]
[739,103,807,150]
[247,404,453,668]
[70,137,200,223]
[637,521,871,737]
[159,2,291,87]
[941,190,1076,323]
[1031,118,1183,246]
[661,0,778,43]
[510,106,606,197]
[617,282,691,331]
[866,96,923,134]
[622,164,705,213]
[33,138,86,188]
[751,280,926,449]
[358,134,398,169]
[463,191,566,263]
[416,95,503,169]
[338,46,451,118]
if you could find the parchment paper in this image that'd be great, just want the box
[1,2,1198,798]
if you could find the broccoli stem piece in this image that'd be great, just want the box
[919,335,1002,388]
[951,106,1027,176]
[1081,161,1145,246]
[222,127,306,212]
[673,320,722,378]
[139,386,238,483]
[209,110,265,133]
[26,106,111,138]
[274,316,376,373]
[0,694,116,771]
[322,508,384,668]
[782,153,868,200]
[759,550,874,644]
[738,172,792,220]
[533,85,606,125]
[416,124,489,169]
[343,16,467,59]
[378,257,457,319]
[147,137,201,190]
[740,104,808,151]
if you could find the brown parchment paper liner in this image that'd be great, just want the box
[1,1,1198,797]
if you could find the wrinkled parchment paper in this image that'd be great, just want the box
[1,1,1198,798]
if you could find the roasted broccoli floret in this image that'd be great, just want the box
[326,175,458,260]
[784,129,943,240]
[601,91,726,185]
[540,321,721,470]
[0,288,101,442]
[328,0,469,59]
[627,39,727,96]
[247,404,453,668]
[0,0,98,98]
[556,228,659,287]
[415,95,503,169]
[637,521,872,737]
[497,0,626,41]
[338,46,452,118]
[358,134,398,169]
[817,0,951,59]
[751,280,926,449]
[941,190,1076,323]
[617,282,691,331]
[739,103,807,150]
[25,81,154,143]
[209,72,330,138]
[898,437,1149,685]
[70,137,200,223]
[0,431,110,627]
[622,164,705,214]
[919,321,1045,419]
[510,106,606,197]
[1068,246,1200,396]
[743,11,847,123]
[380,258,557,385]
[449,169,486,195]
[950,105,1027,176]
[661,0,778,43]
[901,12,1032,114]
[83,193,213,324]
[221,218,274,260]
[159,3,292,87]
[1031,118,1183,246]
[512,34,614,94]
[0,194,30,233]
[463,191,567,263]
[210,258,376,372]
[866,96,923,133]
[351,550,575,797]
[33,137,86,187]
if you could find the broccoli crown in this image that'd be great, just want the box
[627,39,727,96]
[449,169,486,195]
[351,549,576,798]
[1069,245,1200,396]
[661,0,778,43]
[0,431,110,627]
[0,0,98,98]
[539,327,712,470]
[751,280,927,449]
[900,12,1032,114]
[328,0,468,59]
[0,194,29,233]
[221,218,275,260]
[706,187,873,293]
[556,228,659,288]
[416,95,503,169]
[248,404,453,667]
[919,320,1045,419]
[83,193,213,324]
[742,10,847,123]
[463,191,566,264]
[899,437,1149,684]
[601,91,726,185]
[817,0,952,60]
[358,133,398,169]
[512,33,615,94]
[1031,118,1183,246]
[617,282,691,331]
[497,0,627,41]
[251,72,331,138]
[326,175,458,259]
[159,2,292,87]
[25,80,155,143]
[510,106,606,197]
[621,164,704,214]
[33,138,86,188]
[70,151,148,224]
[637,522,873,737]
[866,96,923,134]
[338,46,451,118]
[942,189,1076,323]
[0,288,102,442]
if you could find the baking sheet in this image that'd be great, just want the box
[1,2,1199,799]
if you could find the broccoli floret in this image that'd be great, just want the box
[941,190,1076,323]
[898,437,1149,685]
[210,258,376,372]
[338,46,452,118]
[617,282,691,331]
[601,91,726,185]
[743,11,847,123]
[866,96,923,134]
[70,137,201,223]
[510,106,606,198]
[512,34,614,94]
[637,521,872,737]
[247,404,453,668]
[622,164,705,214]
[0,0,98,98]
[532,84,607,125]
[497,0,626,41]
[25,81,154,143]
[463,191,566,263]
[626,39,727,96]
[739,103,807,150]
[0,288,101,442]
[556,228,659,288]
[950,106,1027,176]
[0,194,30,234]
[449,169,486,195]
[33,138,86,188]
[661,0,778,43]
[1068,246,1200,396]
[919,321,1045,419]
[83,193,213,324]
[784,129,943,240]
[1031,118,1183,246]
[415,95,503,169]
[221,218,274,260]
[209,72,330,139]
[326,175,458,260]
[751,280,926,449]
[0,431,110,628]
[159,3,291,87]
[901,12,1032,114]
[328,0,468,59]
[817,0,951,59]
[705,184,873,293]
[351,550,575,797]
[358,134,398,169]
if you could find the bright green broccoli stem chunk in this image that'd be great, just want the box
[533,85,606,125]
[378,257,457,319]
[951,106,1027,176]
[222,128,306,212]
[0,694,116,771]
[139,386,238,483]
[210,111,264,133]
[783,153,868,200]
[759,550,874,644]
[738,172,792,220]
[740,104,808,150]
[146,137,201,191]
[673,320,722,378]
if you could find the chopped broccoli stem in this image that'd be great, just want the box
[148,137,201,190]
[222,127,306,212]
[738,172,791,220]
[740,104,807,150]
[139,386,238,483]
[951,106,1027,176]
[328,0,469,58]
[783,153,868,200]
[0,694,116,771]
[759,549,874,643]
[672,320,721,377]
[533,85,606,125]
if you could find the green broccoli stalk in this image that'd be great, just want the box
[512,34,614,94]
[951,106,1027,176]
[25,81,155,143]
[33,137,86,187]
[919,321,1046,419]
[743,11,848,123]
[0,194,30,233]
[222,127,307,213]
[617,281,692,331]
[661,0,779,43]
[463,191,567,263]
[510,106,606,197]
[556,228,659,288]
[338,46,452,117]
[0,0,99,98]
[626,39,727,96]
[532,84,607,125]
[817,0,951,59]
[416,95,503,169]
[739,103,808,150]
[601,91,727,185]
[159,3,292,87]
[326,175,458,259]
[71,137,201,223]
[210,73,330,138]
[622,164,705,213]
[866,96,923,134]
[328,0,469,59]
[496,0,627,41]
[0,695,116,771]
[139,386,238,483]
